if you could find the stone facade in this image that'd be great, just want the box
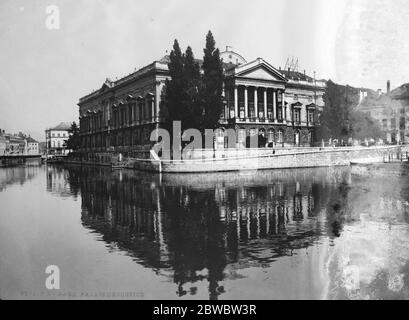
[77,50,326,155]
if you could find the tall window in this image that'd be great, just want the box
[308,110,314,124]
[128,104,133,125]
[293,109,301,124]
[267,90,274,120]
[248,90,255,119]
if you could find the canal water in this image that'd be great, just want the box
[1,164,409,300]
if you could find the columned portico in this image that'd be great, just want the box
[228,84,285,123]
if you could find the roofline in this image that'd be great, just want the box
[78,60,170,105]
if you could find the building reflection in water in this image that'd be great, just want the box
[0,166,40,192]
[43,165,355,299]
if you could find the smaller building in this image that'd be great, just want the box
[45,122,71,156]
[5,134,27,155]
[26,136,40,155]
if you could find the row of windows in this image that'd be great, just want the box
[80,99,163,133]
[215,128,311,144]
[48,141,64,148]
[382,118,407,130]
[50,133,67,138]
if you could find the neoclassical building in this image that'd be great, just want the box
[77,49,325,155]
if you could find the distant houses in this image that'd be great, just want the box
[0,129,40,156]
[0,122,73,157]
[357,81,409,144]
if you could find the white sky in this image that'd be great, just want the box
[1,0,408,140]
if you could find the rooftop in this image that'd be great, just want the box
[47,122,71,131]
[79,49,326,103]
[26,136,38,143]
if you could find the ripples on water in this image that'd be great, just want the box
[1,164,409,299]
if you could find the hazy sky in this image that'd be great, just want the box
[1,0,409,140]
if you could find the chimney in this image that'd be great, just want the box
[387,80,391,94]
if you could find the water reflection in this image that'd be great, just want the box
[45,165,360,299]
[2,164,409,299]
[0,166,40,192]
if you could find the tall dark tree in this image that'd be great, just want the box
[165,40,185,129]
[183,46,202,130]
[65,122,80,151]
[318,80,358,141]
[165,32,224,134]
[201,31,224,131]
[165,41,202,132]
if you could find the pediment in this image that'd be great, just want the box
[235,59,288,82]
[239,66,284,81]
[100,78,115,92]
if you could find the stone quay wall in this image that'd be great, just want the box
[63,146,401,173]
[160,146,401,173]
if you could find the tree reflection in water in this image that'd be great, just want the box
[44,166,352,299]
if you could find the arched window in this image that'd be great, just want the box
[294,130,300,146]
[277,130,283,144]
[268,129,275,143]
[215,128,225,150]
[238,128,246,147]
[308,131,312,145]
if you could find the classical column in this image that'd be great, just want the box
[244,86,248,120]
[282,92,286,124]
[254,87,258,120]
[151,98,156,122]
[273,91,277,122]
[234,86,238,119]
[263,88,267,121]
